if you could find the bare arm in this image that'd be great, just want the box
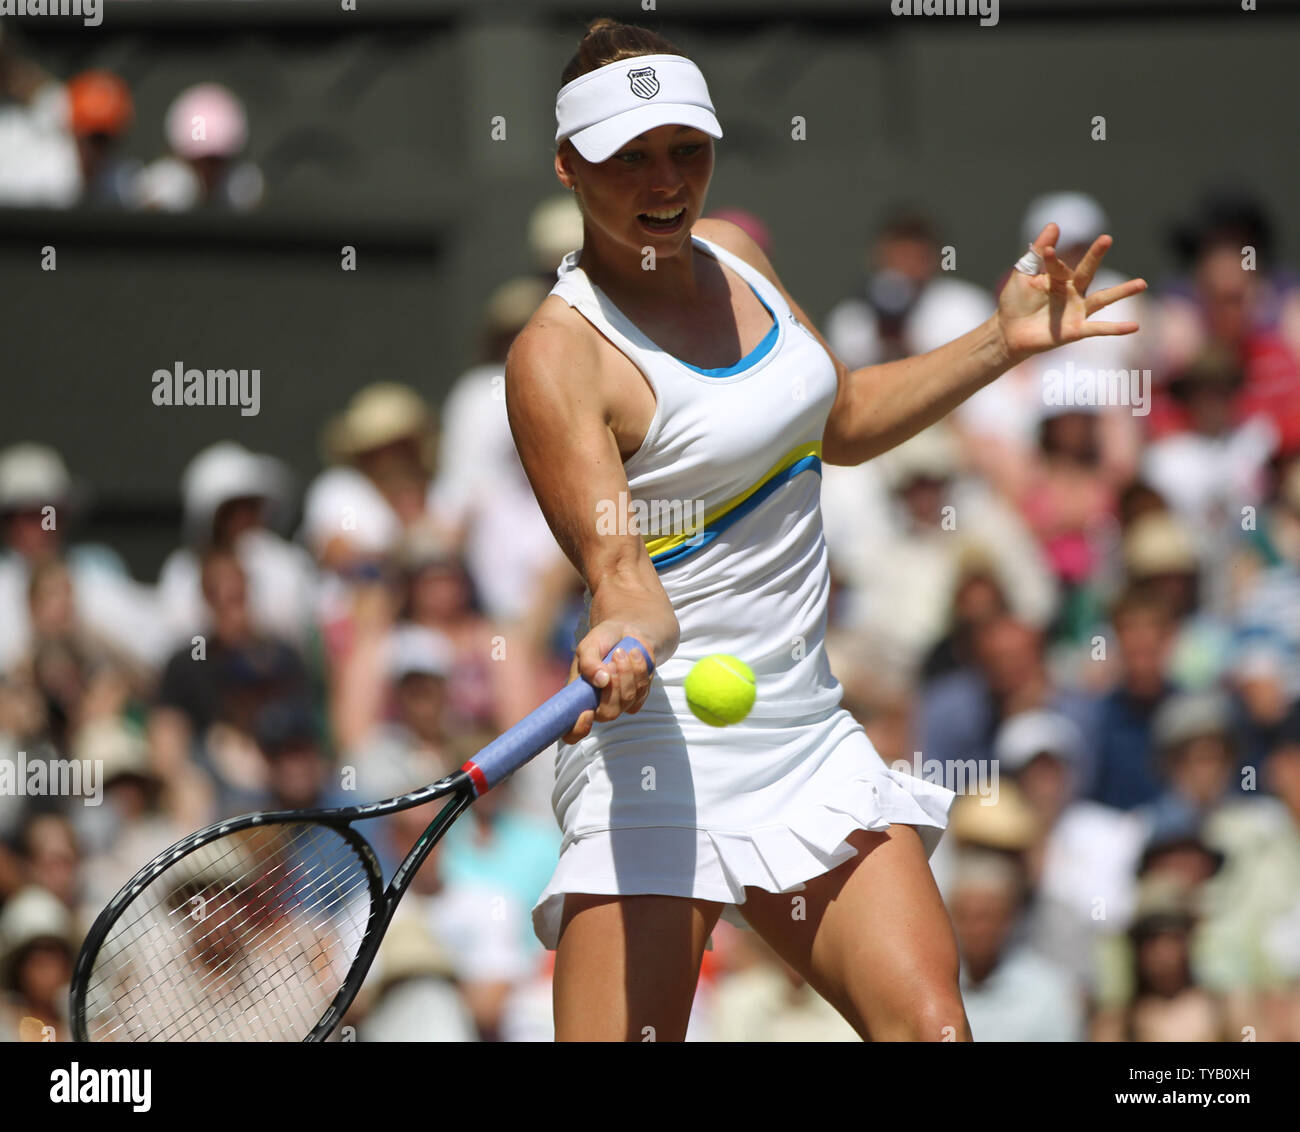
[505,310,679,742]
[693,218,1146,467]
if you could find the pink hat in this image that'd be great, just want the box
[706,208,773,254]
[165,83,248,159]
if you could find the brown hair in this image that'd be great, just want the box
[1110,586,1175,632]
[560,17,684,88]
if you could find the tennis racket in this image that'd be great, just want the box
[70,637,652,1042]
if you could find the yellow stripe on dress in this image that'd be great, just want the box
[643,440,823,571]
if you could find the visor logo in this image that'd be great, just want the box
[628,67,660,100]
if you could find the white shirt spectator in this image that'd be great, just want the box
[409,883,534,986]
[960,945,1085,1041]
[157,527,318,647]
[431,364,565,622]
[0,82,80,208]
[835,479,1057,673]
[1143,418,1277,550]
[301,465,403,561]
[358,977,477,1042]
[825,276,995,370]
[0,547,170,674]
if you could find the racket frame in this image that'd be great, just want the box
[70,770,473,1043]
[70,635,653,1042]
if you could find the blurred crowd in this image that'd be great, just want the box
[2,34,1300,1037]
[0,28,262,212]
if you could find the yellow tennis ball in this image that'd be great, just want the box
[684,655,756,727]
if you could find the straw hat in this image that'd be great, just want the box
[947,780,1040,851]
[72,717,159,792]
[371,916,456,992]
[880,424,961,489]
[1123,511,1198,578]
[527,193,584,272]
[1128,875,1201,939]
[483,276,551,337]
[323,383,435,468]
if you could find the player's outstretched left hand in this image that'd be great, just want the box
[996,223,1147,364]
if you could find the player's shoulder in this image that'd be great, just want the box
[692,217,783,291]
[507,293,599,384]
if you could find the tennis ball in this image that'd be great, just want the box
[684,655,756,727]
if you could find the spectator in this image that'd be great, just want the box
[302,384,450,666]
[439,731,561,958]
[1121,510,1232,691]
[835,424,1056,679]
[75,717,196,912]
[1090,589,1181,810]
[916,614,1098,783]
[825,209,994,369]
[382,803,538,1041]
[1015,406,1119,643]
[1093,875,1227,1041]
[19,558,145,754]
[250,699,349,813]
[157,442,317,649]
[17,814,80,917]
[1195,703,1300,1039]
[135,82,263,212]
[151,549,310,814]
[0,885,76,1041]
[1232,457,1300,703]
[0,31,79,208]
[397,530,539,733]
[1143,347,1276,615]
[918,559,1012,683]
[950,851,1085,1041]
[525,192,584,282]
[65,70,139,208]
[707,931,858,1042]
[993,710,1145,990]
[1141,690,1250,832]
[353,915,477,1042]
[336,621,457,801]
[431,277,569,625]
[1153,190,1300,456]
[0,444,168,673]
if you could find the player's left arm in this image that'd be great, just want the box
[694,217,1147,467]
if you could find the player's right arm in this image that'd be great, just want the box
[505,304,678,742]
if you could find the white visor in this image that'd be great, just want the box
[555,53,722,163]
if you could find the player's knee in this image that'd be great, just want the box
[909,990,970,1042]
[872,988,969,1042]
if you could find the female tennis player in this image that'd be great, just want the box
[507,18,1146,1042]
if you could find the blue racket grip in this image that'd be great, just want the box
[460,637,654,796]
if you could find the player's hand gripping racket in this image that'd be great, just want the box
[70,638,652,1042]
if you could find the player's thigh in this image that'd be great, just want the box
[738,825,969,1041]
[553,892,724,1042]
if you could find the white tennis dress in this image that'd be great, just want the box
[531,232,955,949]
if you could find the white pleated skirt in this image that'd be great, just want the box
[531,698,956,950]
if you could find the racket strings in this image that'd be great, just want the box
[83,822,376,1041]
[98,827,370,1041]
